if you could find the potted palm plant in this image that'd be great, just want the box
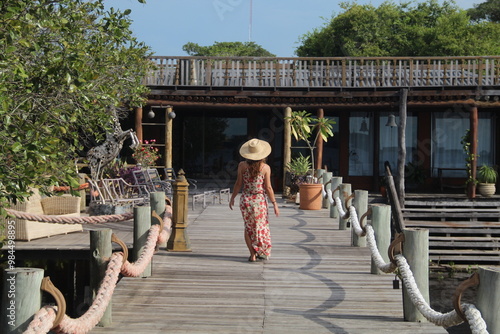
[285,110,335,210]
[477,165,498,197]
[285,153,312,199]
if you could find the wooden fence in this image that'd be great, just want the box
[145,56,500,88]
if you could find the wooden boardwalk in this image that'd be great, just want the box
[90,199,448,334]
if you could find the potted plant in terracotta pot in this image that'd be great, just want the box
[285,153,312,200]
[286,110,335,210]
[477,164,498,197]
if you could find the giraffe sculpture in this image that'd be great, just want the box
[87,107,139,180]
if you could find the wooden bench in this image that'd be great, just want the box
[403,198,500,265]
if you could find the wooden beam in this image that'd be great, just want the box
[468,104,478,199]
[135,107,143,142]
[165,106,173,169]
[283,107,292,198]
[397,89,408,206]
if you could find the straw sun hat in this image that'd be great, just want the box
[239,139,271,161]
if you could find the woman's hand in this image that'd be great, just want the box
[229,197,235,210]
[273,203,280,217]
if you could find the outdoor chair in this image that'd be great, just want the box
[89,178,149,206]
[133,169,173,195]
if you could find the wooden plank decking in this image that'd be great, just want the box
[89,199,447,334]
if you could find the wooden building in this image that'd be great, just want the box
[135,56,500,192]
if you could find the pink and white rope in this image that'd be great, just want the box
[6,209,133,224]
[23,207,173,334]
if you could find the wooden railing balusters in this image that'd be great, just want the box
[146,56,500,88]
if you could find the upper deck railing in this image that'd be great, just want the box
[145,56,500,89]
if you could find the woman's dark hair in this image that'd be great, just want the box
[246,158,265,179]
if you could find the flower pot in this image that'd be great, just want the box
[299,183,323,210]
[477,183,496,197]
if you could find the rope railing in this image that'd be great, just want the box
[323,186,489,334]
[5,208,133,224]
[23,206,173,334]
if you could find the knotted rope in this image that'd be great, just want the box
[24,207,173,334]
[324,189,489,333]
[5,209,133,224]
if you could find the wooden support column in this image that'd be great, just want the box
[135,107,143,142]
[168,169,191,252]
[468,104,478,199]
[1,268,44,333]
[164,106,174,169]
[398,89,407,205]
[150,192,166,248]
[90,229,112,326]
[283,107,292,198]
[330,177,342,218]
[352,190,367,247]
[402,228,429,322]
[370,204,391,275]
[134,206,152,277]
[315,108,324,171]
[322,172,332,209]
[339,183,352,230]
[477,267,500,333]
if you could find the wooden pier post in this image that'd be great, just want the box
[90,229,112,326]
[1,268,44,333]
[370,204,391,275]
[339,183,352,230]
[322,172,332,209]
[330,177,342,218]
[167,169,192,252]
[477,266,500,333]
[352,190,367,247]
[134,206,152,277]
[402,228,429,322]
[315,168,325,183]
[150,191,166,248]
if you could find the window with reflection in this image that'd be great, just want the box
[432,111,494,177]
[379,112,417,174]
[349,113,374,176]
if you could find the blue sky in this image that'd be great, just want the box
[104,0,480,57]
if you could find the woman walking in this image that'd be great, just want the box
[229,138,279,262]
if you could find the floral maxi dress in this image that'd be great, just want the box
[239,169,272,258]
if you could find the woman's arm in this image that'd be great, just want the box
[263,164,280,217]
[229,161,245,210]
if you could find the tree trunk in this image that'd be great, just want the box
[397,89,408,207]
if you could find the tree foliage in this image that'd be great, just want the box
[296,0,500,57]
[468,0,500,22]
[0,0,153,211]
[183,41,276,57]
